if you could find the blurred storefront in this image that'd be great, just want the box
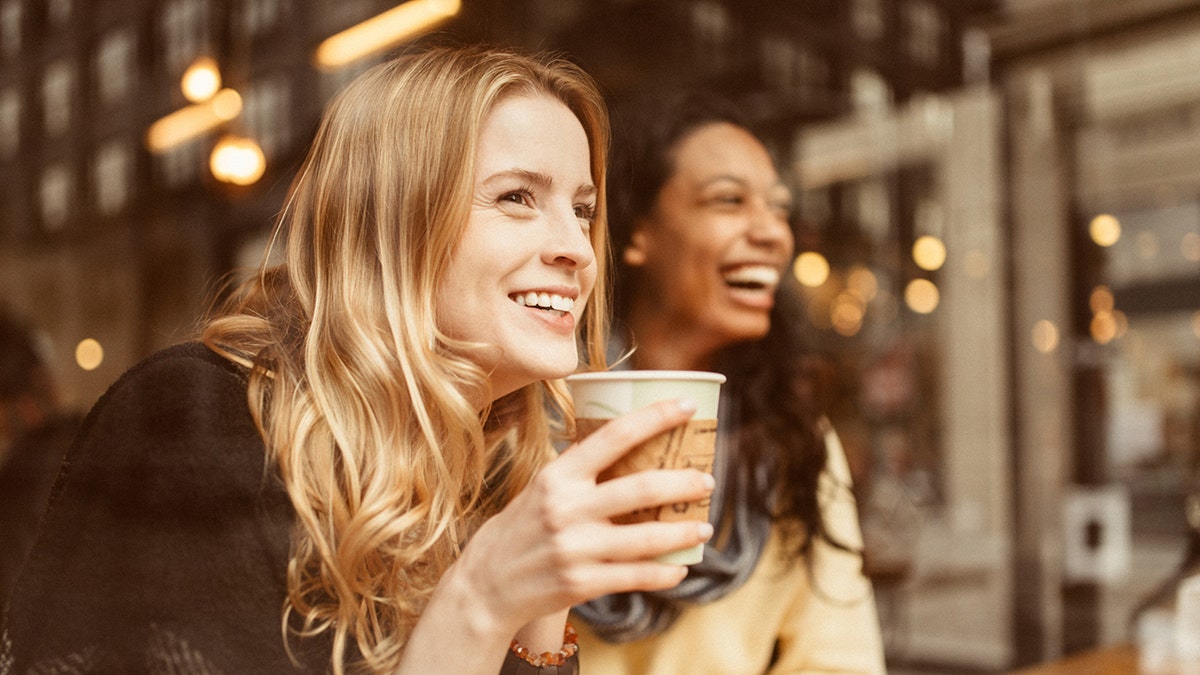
[2,0,1199,672]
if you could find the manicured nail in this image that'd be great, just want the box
[701,473,716,491]
[676,398,697,413]
[698,522,714,540]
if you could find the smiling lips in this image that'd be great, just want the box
[722,264,781,291]
[510,291,576,316]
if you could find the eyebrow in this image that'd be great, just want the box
[483,168,597,198]
[701,174,792,198]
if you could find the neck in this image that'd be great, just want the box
[624,303,722,372]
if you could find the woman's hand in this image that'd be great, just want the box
[424,398,715,658]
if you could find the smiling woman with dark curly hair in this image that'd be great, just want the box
[572,90,887,674]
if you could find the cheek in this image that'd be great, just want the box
[578,266,598,310]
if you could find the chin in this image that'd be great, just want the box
[716,319,772,346]
[525,352,581,382]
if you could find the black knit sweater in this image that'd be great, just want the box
[1,343,578,674]
[1,342,337,672]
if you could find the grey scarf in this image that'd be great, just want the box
[573,395,775,642]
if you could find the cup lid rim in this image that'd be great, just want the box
[566,370,726,383]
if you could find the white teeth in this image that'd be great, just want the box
[511,292,576,311]
[723,265,780,287]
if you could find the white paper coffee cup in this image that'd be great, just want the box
[566,370,724,565]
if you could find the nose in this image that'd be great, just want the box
[748,198,794,253]
[543,207,596,270]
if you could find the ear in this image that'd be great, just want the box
[622,228,649,267]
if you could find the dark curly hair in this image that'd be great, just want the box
[606,89,843,561]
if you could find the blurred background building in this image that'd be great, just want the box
[2,0,1199,672]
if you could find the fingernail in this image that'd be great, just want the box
[701,473,715,490]
[676,398,697,413]
[698,522,714,540]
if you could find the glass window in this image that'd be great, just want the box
[46,0,71,26]
[759,35,829,96]
[95,29,136,106]
[242,75,290,158]
[240,0,289,36]
[904,0,944,66]
[0,0,21,59]
[39,163,73,231]
[690,0,729,73]
[852,0,886,43]
[851,67,893,118]
[93,139,131,216]
[42,60,74,137]
[159,138,200,187]
[161,0,209,74]
[0,88,18,159]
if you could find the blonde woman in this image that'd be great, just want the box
[2,46,714,675]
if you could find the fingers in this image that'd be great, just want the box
[568,561,691,599]
[571,519,715,563]
[589,468,715,521]
[548,520,715,600]
[558,398,697,476]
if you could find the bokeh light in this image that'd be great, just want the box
[831,291,866,336]
[210,135,266,185]
[793,251,830,288]
[1091,311,1117,344]
[75,338,104,371]
[912,235,947,271]
[1089,213,1121,247]
[1031,319,1059,354]
[846,265,879,302]
[1089,285,1114,314]
[904,278,939,314]
[181,57,221,103]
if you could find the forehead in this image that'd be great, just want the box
[671,122,770,172]
[476,92,594,179]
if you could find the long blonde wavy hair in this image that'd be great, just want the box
[202,45,611,674]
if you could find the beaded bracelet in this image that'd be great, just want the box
[508,622,579,667]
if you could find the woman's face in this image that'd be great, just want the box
[436,92,598,400]
[625,122,794,350]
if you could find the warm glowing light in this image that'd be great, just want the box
[181,57,221,103]
[912,235,947,271]
[315,0,462,69]
[793,251,830,288]
[831,292,866,336]
[1089,285,1114,314]
[846,265,878,301]
[145,89,243,153]
[1182,232,1200,262]
[75,338,104,371]
[1031,319,1059,354]
[1091,311,1117,344]
[904,278,939,314]
[1089,213,1121,247]
[1112,309,1128,339]
[210,135,266,185]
